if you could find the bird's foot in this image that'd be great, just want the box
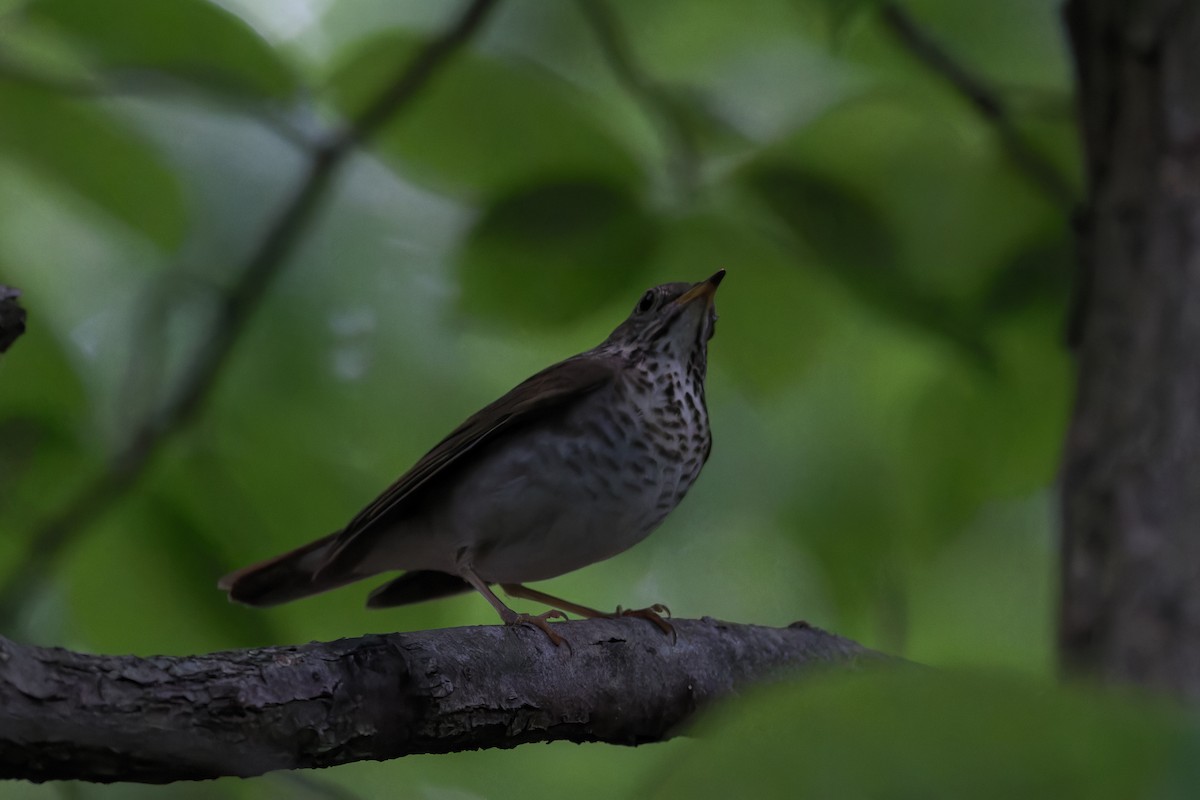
[613,604,676,641]
[505,608,569,648]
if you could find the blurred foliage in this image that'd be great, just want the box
[0,79,186,246]
[1,0,1179,797]
[328,30,643,193]
[25,0,299,97]
[651,669,1198,800]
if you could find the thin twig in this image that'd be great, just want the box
[0,0,502,626]
[576,0,701,202]
[879,2,1076,211]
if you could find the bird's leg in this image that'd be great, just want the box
[501,583,675,640]
[460,568,568,647]
[501,583,608,617]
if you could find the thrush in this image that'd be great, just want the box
[219,270,724,645]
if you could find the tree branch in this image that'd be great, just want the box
[879,2,1076,211]
[0,0,502,626]
[0,618,885,784]
[0,285,24,354]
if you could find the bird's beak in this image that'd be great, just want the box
[675,269,726,307]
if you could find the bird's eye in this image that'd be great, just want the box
[636,291,655,314]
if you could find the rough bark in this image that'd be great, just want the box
[0,618,884,784]
[1061,0,1200,696]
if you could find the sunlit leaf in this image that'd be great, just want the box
[458,179,659,327]
[25,0,298,98]
[327,32,642,192]
[0,79,186,247]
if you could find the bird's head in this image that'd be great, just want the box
[602,270,724,369]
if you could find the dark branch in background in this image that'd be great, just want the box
[0,286,25,354]
[879,2,1076,211]
[576,0,701,201]
[0,618,887,784]
[0,0,502,626]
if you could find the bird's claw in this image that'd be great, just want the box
[613,604,676,642]
[510,609,570,649]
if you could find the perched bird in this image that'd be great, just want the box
[219,271,724,645]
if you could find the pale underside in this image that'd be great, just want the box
[354,365,708,584]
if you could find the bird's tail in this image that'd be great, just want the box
[218,531,360,607]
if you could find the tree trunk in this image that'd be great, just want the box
[1060,0,1200,697]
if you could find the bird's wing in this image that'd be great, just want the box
[317,354,621,576]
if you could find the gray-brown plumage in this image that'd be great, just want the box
[220,271,724,644]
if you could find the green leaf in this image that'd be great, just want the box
[981,234,1073,323]
[146,495,280,649]
[899,320,1071,547]
[744,162,988,361]
[25,0,297,98]
[0,79,186,247]
[64,488,283,654]
[747,162,897,271]
[651,670,1189,800]
[782,440,906,623]
[760,94,1067,307]
[811,0,881,42]
[0,11,97,88]
[327,32,642,192]
[458,179,659,327]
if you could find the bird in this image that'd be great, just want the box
[219,270,724,645]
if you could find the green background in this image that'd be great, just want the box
[1,0,1191,797]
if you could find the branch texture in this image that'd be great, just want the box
[0,619,883,784]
